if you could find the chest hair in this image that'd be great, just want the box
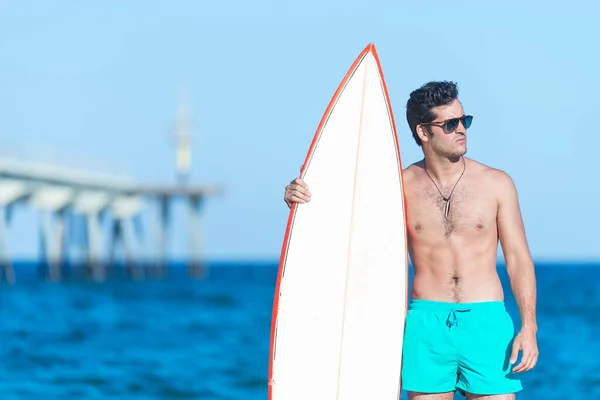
[415,185,473,237]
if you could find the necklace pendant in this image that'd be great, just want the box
[444,200,450,218]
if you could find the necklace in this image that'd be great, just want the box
[424,156,466,218]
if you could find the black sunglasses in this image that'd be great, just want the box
[421,115,473,134]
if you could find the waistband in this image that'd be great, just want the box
[408,299,506,312]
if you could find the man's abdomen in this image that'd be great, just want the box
[410,240,503,303]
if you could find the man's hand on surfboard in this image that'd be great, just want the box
[284,178,311,208]
[509,327,539,373]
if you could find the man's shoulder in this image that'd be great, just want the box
[402,160,423,171]
[468,158,516,195]
[468,158,513,181]
[402,160,424,182]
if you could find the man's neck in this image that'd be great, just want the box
[423,154,465,183]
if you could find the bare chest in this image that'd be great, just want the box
[405,182,497,238]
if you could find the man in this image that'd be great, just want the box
[283,81,538,399]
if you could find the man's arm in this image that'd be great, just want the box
[495,170,539,372]
[496,171,537,329]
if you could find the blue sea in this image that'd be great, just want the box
[1,261,598,399]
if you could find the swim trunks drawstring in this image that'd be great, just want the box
[446,308,471,330]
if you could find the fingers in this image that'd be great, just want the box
[512,354,531,373]
[509,337,521,366]
[290,183,310,198]
[529,352,539,370]
[511,352,528,373]
[524,348,539,372]
[289,194,309,204]
[512,344,539,373]
[289,177,309,191]
[284,178,311,207]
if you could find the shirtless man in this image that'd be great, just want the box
[283,81,538,399]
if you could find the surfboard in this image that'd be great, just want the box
[268,43,409,400]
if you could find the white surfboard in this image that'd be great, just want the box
[268,43,409,400]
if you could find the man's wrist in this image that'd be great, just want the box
[521,323,538,333]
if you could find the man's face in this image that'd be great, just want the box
[418,99,469,158]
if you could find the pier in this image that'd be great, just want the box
[0,92,220,283]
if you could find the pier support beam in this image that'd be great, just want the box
[187,195,205,278]
[38,208,68,281]
[110,195,143,279]
[73,190,110,281]
[31,186,74,281]
[0,179,26,284]
[86,213,103,281]
[0,207,14,284]
[148,195,170,278]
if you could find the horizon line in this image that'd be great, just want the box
[6,258,600,267]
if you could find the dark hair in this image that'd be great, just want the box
[406,81,459,146]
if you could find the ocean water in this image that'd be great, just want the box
[0,261,598,399]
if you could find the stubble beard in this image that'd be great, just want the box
[438,145,467,161]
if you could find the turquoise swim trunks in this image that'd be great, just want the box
[401,299,523,395]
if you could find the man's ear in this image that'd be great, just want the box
[417,124,430,144]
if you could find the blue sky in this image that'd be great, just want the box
[1,1,598,262]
